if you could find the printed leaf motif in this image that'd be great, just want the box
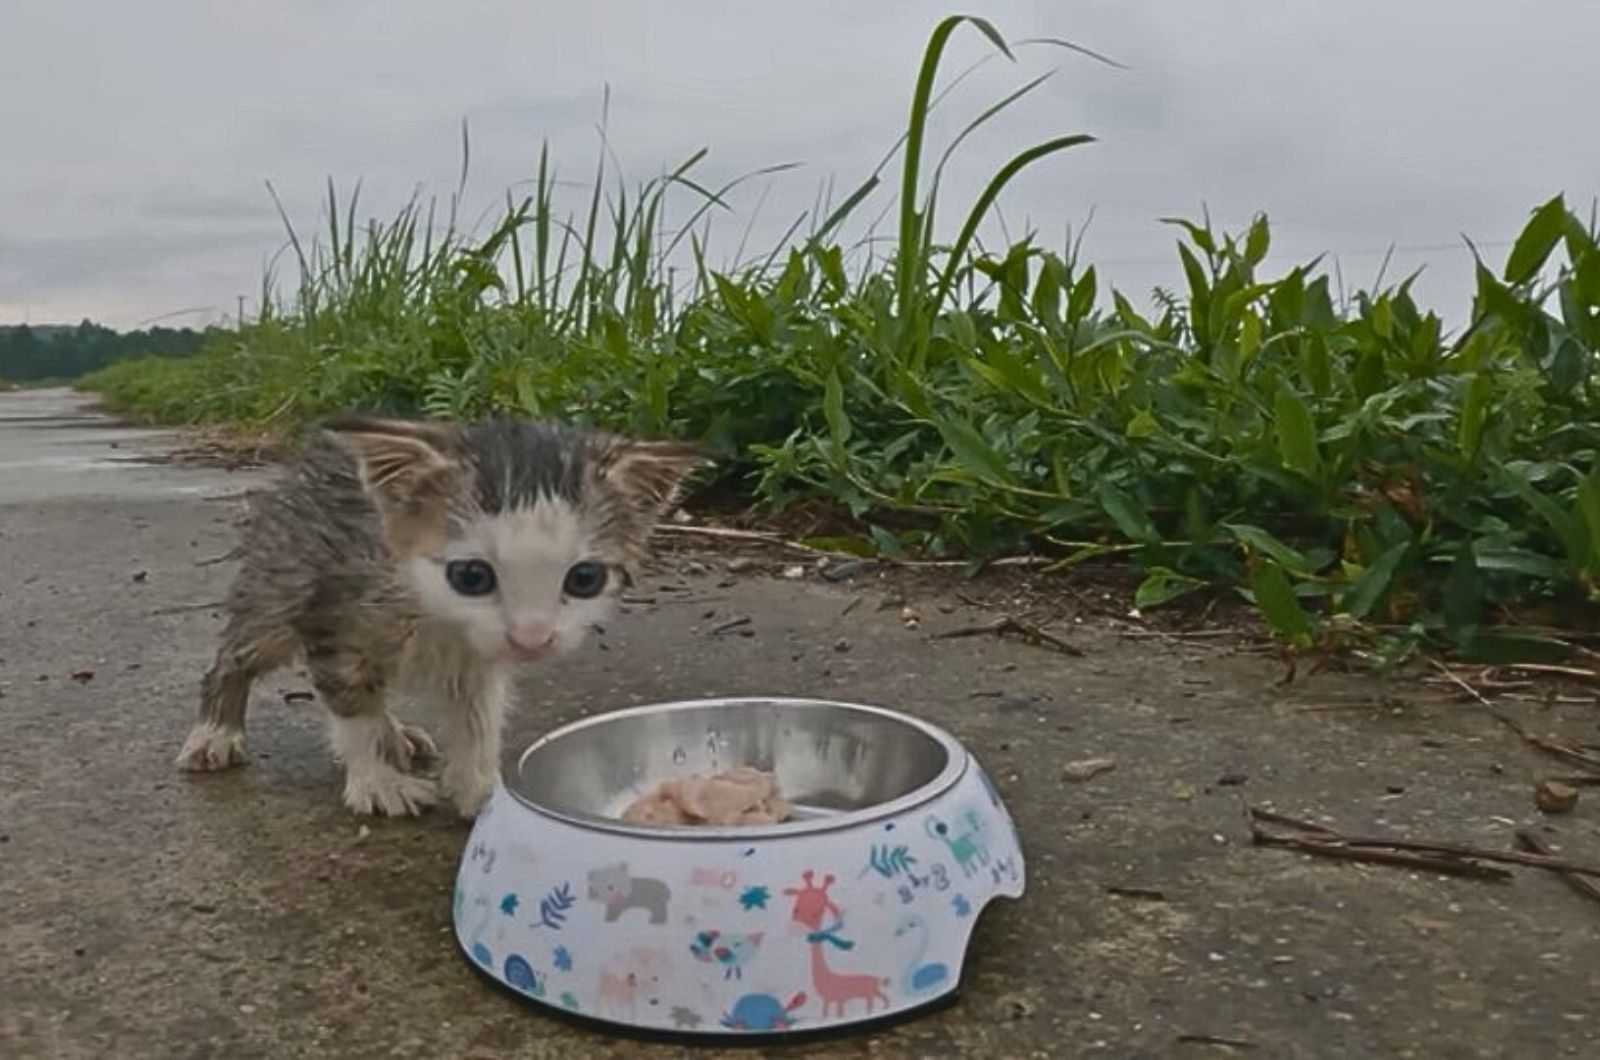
[864,843,920,879]
[533,882,576,930]
[552,945,573,972]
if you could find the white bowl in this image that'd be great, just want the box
[452,697,1026,1038]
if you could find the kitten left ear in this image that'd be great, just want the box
[322,415,462,497]
[595,438,712,515]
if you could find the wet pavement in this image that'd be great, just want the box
[2,388,1598,1059]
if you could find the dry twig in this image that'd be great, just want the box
[1515,830,1600,907]
[1430,660,1600,774]
[930,615,1084,656]
[1249,807,1600,881]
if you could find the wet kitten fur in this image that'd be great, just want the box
[175,415,704,818]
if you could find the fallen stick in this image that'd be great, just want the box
[1249,808,1600,880]
[148,600,226,616]
[1492,712,1600,772]
[1116,629,1242,640]
[1515,830,1600,907]
[1294,701,1389,713]
[1251,828,1513,881]
[1175,1034,1258,1051]
[931,615,1084,656]
[1491,662,1600,685]
[651,523,1056,568]
[1430,661,1600,774]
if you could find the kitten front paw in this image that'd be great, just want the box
[342,761,440,817]
[441,762,495,819]
[392,722,441,772]
[175,723,248,772]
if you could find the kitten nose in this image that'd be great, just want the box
[506,622,555,653]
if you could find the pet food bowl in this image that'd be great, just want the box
[452,697,1025,1038]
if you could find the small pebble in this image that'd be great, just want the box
[781,565,805,580]
[820,560,864,582]
[833,638,852,653]
[1535,780,1579,814]
[1061,757,1116,782]
[356,825,371,841]
[726,557,758,573]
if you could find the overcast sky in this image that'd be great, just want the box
[2,0,1597,329]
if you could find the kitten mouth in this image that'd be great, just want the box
[502,643,559,664]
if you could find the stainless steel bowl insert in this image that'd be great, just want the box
[504,697,967,839]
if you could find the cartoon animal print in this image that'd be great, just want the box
[783,870,841,932]
[464,893,495,967]
[976,764,1004,810]
[586,862,671,924]
[784,870,889,1018]
[503,954,545,997]
[721,992,807,1031]
[690,929,764,980]
[594,946,671,1019]
[925,808,990,878]
[892,913,950,997]
[803,922,890,1019]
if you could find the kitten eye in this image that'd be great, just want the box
[445,559,498,597]
[562,560,608,599]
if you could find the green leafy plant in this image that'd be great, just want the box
[84,18,1600,662]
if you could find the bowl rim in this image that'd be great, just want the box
[501,696,970,841]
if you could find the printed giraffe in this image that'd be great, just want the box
[783,870,841,931]
[784,870,889,1019]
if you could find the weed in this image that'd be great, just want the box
[85,16,1600,661]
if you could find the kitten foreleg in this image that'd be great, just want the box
[312,650,439,817]
[439,667,510,819]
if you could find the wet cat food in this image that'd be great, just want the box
[620,766,792,826]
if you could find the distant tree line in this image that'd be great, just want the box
[0,321,214,382]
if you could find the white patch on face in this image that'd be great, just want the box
[406,499,616,663]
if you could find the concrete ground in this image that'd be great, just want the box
[3,387,1598,1059]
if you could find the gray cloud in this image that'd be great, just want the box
[0,0,1596,327]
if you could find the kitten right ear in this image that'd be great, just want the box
[322,415,462,498]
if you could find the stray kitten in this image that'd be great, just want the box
[175,414,705,818]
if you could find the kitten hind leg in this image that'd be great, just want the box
[176,627,290,772]
[311,650,439,817]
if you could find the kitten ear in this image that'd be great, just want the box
[595,438,712,515]
[322,415,462,498]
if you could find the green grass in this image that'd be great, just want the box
[85,15,1600,665]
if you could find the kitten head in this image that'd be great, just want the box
[324,415,707,664]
